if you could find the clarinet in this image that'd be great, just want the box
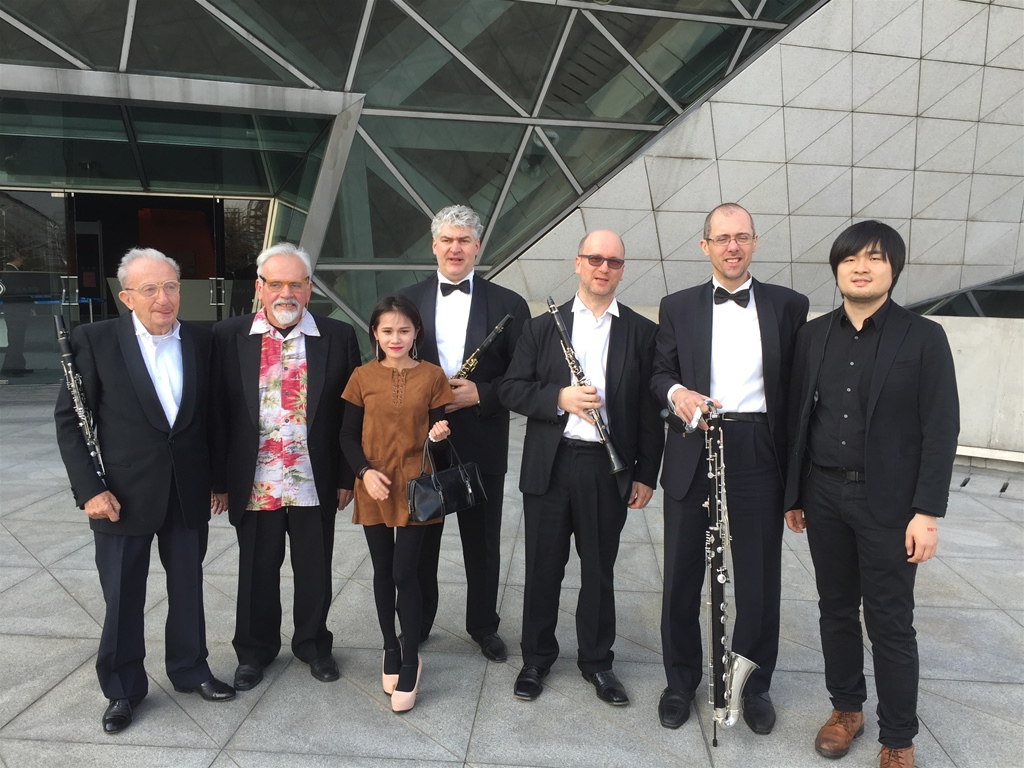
[702,403,757,746]
[545,296,626,474]
[454,313,514,379]
[54,316,105,479]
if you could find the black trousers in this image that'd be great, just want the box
[233,505,335,667]
[804,465,919,749]
[418,472,504,639]
[661,420,783,695]
[521,441,626,674]
[94,494,211,700]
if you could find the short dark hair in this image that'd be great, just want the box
[369,295,424,361]
[828,220,906,291]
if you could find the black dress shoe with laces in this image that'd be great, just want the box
[308,655,340,682]
[513,665,548,701]
[102,697,142,733]
[583,669,629,706]
[233,664,264,691]
[474,633,508,662]
[743,691,776,734]
[174,677,236,701]
[658,688,695,728]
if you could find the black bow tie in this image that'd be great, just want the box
[714,286,750,308]
[440,280,471,296]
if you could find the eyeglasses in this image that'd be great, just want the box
[125,280,180,298]
[259,275,309,292]
[578,254,625,270]
[706,233,755,247]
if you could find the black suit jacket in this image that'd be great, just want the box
[784,301,959,523]
[651,279,809,501]
[54,314,213,536]
[398,275,529,475]
[498,300,664,502]
[211,312,361,525]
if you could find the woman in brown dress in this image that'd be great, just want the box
[340,295,452,713]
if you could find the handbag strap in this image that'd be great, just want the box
[418,436,467,476]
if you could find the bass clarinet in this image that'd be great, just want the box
[454,313,514,379]
[701,402,757,745]
[54,316,105,479]
[545,296,626,474]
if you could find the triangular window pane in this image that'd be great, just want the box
[2,0,128,69]
[538,13,676,125]
[353,0,517,115]
[0,18,74,68]
[128,0,300,85]
[545,126,652,189]
[405,0,569,113]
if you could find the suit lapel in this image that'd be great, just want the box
[695,282,714,394]
[465,278,488,357]
[417,276,439,362]
[304,323,327,428]
[753,279,782,426]
[238,327,262,429]
[117,313,170,433]
[606,310,626,426]
[171,323,197,435]
[867,303,910,424]
[558,301,575,387]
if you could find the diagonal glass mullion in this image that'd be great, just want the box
[119,0,139,71]
[582,10,683,118]
[356,125,434,219]
[480,128,531,256]
[531,8,576,119]
[532,126,582,195]
[728,0,753,19]
[726,27,752,75]
[390,0,528,117]
[345,0,377,91]
[0,8,87,68]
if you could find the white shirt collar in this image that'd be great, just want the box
[712,275,754,294]
[131,312,181,342]
[571,293,620,319]
[249,308,321,338]
[437,269,475,287]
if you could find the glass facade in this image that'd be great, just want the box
[0,0,822,378]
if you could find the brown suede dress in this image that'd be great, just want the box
[342,360,453,527]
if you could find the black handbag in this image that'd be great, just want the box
[406,438,487,523]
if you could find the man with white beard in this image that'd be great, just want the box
[211,243,361,691]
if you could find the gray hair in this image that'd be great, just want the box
[703,203,756,240]
[256,242,312,279]
[117,248,181,288]
[431,205,483,242]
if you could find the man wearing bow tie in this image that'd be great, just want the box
[651,203,808,733]
[398,205,528,662]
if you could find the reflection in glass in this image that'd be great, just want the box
[486,132,578,264]
[0,136,140,190]
[0,99,128,142]
[312,268,435,339]
[545,126,652,188]
[360,116,523,221]
[354,0,516,115]
[224,199,269,316]
[0,17,76,68]
[1,0,128,70]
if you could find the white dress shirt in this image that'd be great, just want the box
[131,312,183,428]
[563,294,619,442]
[435,270,473,377]
[667,276,766,414]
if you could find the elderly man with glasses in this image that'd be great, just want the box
[211,242,361,692]
[652,203,808,733]
[55,248,235,735]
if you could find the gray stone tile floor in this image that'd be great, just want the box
[1,383,1021,767]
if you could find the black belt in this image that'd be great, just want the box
[720,411,768,424]
[561,437,604,450]
[814,465,865,482]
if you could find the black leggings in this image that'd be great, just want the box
[362,523,426,664]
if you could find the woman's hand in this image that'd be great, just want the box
[362,469,392,501]
[429,419,450,442]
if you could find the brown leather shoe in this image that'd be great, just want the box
[815,709,865,758]
[879,744,914,768]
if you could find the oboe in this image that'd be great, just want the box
[454,313,514,379]
[545,296,626,474]
[701,403,757,746]
[54,316,105,479]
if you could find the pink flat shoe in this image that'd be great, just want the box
[391,656,422,713]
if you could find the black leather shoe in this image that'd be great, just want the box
[743,691,776,734]
[658,687,695,728]
[309,655,340,682]
[583,669,629,706]
[513,665,548,701]
[102,697,140,734]
[475,633,508,662]
[174,677,236,701]
[233,664,264,691]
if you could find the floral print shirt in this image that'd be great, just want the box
[246,309,321,511]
